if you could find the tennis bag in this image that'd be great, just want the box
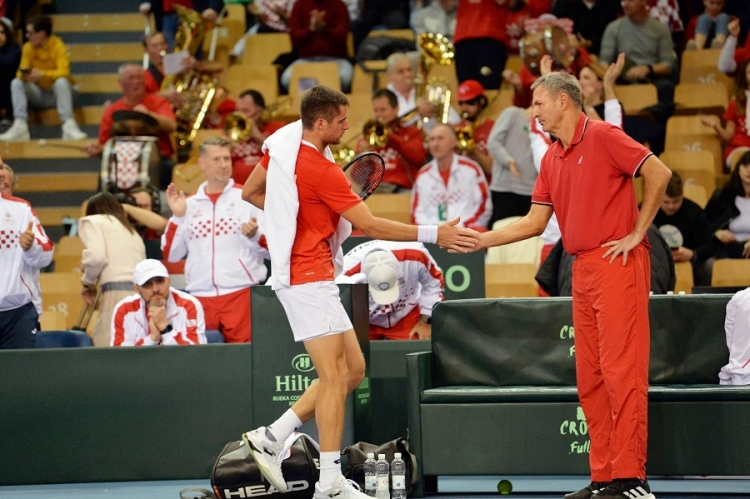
[210,433,321,499]
[341,437,417,495]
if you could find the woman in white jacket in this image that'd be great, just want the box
[79,192,146,346]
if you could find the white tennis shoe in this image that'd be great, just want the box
[312,476,371,499]
[242,427,288,492]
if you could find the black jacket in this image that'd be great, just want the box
[535,224,676,296]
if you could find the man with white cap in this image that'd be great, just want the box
[110,259,206,346]
[339,240,444,340]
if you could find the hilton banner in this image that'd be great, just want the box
[250,284,372,445]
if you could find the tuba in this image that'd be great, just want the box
[401,33,455,126]
[162,5,221,152]
[519,26,575,76]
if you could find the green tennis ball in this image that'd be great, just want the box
[497,479,512,495]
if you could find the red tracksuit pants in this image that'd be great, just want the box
[197,287,252,343]
[571,243,650,482]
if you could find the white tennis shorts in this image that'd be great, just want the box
[275,281,354,342]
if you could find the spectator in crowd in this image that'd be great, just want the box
[649,0,684,47]
[452,0,509,89]
[552,0,622,56]
[705,150,750,259]
[0,15,87,142]
[411,124,491,230]
[0,162,53,349]
[227,89,286,185]
[162,136,268,342]
[112,259,206,346]
[385,52,460,131]
[139,0,223,52]
[340,241,444,340]
[719,285,750,385]
[120,187,168,240]
[687,0,731,49]
[1,162,15,196]
[654,172,715,285]
[352,0,410,49]
[578,56,624,125]
[355,89,426,192]
[411,0,457,43]
[281,0,352,93]
[82,64,177,189]
[0,17,21,126]
[486,103,540,226]
[455,79,494,175]
[718,18,750,74]
[599,0,678,104]
[231,0,296,57]
[79,192,147,347]
[700,59,750,170]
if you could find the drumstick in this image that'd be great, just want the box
[37,139,86,151]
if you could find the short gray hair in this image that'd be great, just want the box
[198,136,231,155]
[386,52,413,73]
[118,63,143,78]
[530,72,583,109]
[1,163,15,187]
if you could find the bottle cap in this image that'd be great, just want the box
[378,454,386,459]
[394,453,401,459]
[367,453,375,458]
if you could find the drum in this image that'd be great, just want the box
[100,136,160,192]
[519,26,575,75]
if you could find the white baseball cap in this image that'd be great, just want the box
[362,249,400,305]
[133,259,169,286]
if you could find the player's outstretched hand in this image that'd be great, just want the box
[437,217,479,253]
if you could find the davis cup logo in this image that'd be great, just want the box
[292,354,315,372]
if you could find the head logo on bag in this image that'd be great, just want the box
[222,480,312,498]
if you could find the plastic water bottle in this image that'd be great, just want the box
[390,453,407,499]
[364,452,377,497]
[375,454,390,499]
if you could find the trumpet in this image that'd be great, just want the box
[363,120,389,148]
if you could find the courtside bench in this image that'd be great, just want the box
[406,295,750,497]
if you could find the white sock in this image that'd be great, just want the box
[267,409,302,442]
[319,451,343,489]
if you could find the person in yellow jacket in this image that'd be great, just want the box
[0,15,86,142]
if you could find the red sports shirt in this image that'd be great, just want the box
[532,113,652,255]
[260,143,362,284]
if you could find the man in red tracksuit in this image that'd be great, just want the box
[469,72,671,499]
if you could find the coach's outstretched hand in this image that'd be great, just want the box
[437,218,479,253]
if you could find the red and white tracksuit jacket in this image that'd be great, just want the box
[411,154,491,229]
[161,181,268,297]
[111,287,207,346]
[340,240,444,328]
[0,195,53,313]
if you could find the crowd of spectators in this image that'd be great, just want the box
[3,0,750,349]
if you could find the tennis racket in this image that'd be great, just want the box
[342,152,385,201]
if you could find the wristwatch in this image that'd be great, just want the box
[159,324,173,335]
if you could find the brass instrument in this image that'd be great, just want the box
[400,33,455,126]
[455,119,476,155]
[363,120,389,148]
[224,112,252,142]
[161,5,221,152]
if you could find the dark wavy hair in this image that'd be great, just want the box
[725,150,750,197]
[85,192,136,234]
[0,20,15,49]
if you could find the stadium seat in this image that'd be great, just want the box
[659,150,717,196]
[665,115,725,174]
[674,82,728,116]
[225,64,279,103]
[39,309,69,331]
[485,263,539,298]
[289,61,342,99]
[241,33,292,66]
[366,29,415,42]
[205,330,225,344]
[36,330,94,348]
[53,235,85,273]
[39,273,87,330]
[673,261,694,294]
[487,217,543,265]
[365,194,411,224]
[683,183,708,208]
[711,259,750,287]
[679,48,735,96]
[614,84,658,115]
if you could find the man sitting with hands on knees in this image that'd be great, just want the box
[111,259,206,346]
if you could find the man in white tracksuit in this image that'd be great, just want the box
[340,240,444,340]
[162,136,268,342]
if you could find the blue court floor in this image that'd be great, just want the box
[1,478,750,498]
